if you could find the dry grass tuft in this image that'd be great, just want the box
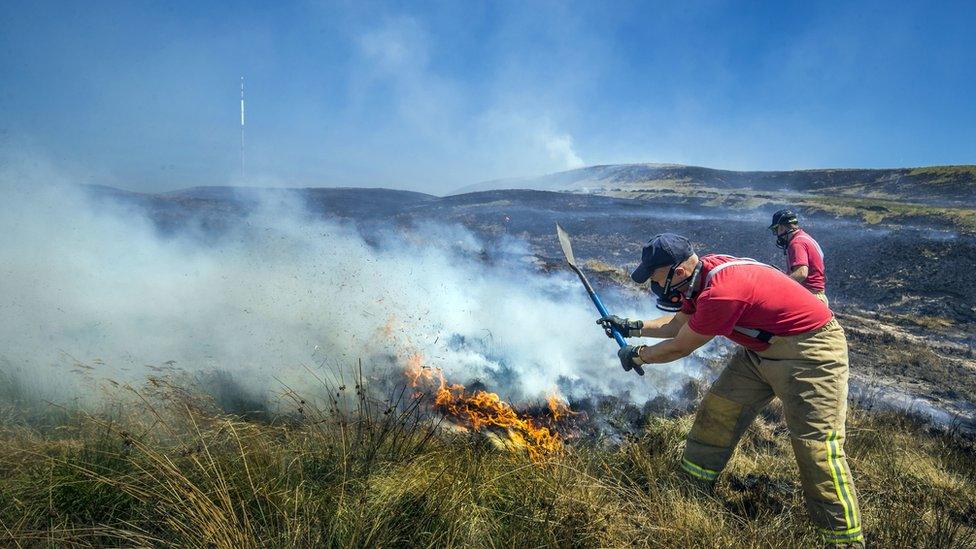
[0,369,974,547]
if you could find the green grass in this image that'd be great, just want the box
[908,166,976,186]
[0,377,974,547]
[797,195,976,232]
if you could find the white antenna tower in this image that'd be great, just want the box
[240,76,245,179]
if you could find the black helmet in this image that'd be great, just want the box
[768,208,799,231]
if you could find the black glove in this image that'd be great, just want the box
[617,345,647,373]
[596,315,643,338]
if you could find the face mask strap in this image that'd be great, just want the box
[662,264,677,292]
[681,262,703,300]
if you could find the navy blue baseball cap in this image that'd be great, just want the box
[630,233,695,283]
[768,208,798,230]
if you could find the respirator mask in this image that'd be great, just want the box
[774,227,798,251]
[651,262,703,312]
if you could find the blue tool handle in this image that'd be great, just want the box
[589,292,626,348]
[589,290,645,376]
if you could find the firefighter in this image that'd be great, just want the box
[769,208,829,305]
[597,233,863,547]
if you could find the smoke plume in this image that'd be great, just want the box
[0,160,705,409]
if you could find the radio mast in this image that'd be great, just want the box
[240,76,245,179]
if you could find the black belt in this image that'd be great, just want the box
[732,326,776,343]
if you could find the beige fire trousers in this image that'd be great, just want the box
[681,319,863,545]
[813,291,829,307]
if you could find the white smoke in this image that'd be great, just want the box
[0,159,702,409]
[542,131,585,169]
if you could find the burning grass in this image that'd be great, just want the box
[0,369,975,547]
[404,353,563,460]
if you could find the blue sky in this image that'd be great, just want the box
[1,1,973,194]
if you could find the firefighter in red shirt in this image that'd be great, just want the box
[770,209,829,305]
[598,233,863,547]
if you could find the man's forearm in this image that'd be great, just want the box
[639,313,682,338]
[619,322,713,370]
[637,338,692,364]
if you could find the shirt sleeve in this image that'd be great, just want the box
[788,239,809,270]
[686,292,750,337]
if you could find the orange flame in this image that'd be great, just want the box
[404,353,563,460]
[404,352,429,386]
[546,389,577,421]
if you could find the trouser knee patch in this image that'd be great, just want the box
[689,391,744,448]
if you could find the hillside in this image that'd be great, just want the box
[458,164,976,207]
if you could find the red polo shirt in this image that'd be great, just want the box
[786,229,826,292]
[682,254,833,351]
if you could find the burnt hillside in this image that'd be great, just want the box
[462,164,976,207]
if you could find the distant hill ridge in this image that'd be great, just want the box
[455,164,976,206]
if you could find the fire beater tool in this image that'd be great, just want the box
[556,224,644,376]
